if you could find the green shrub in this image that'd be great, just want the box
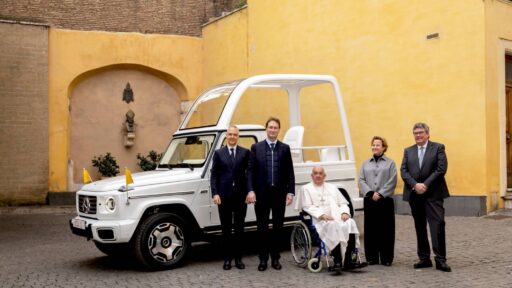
[92,152,120,177]
[137,150,162,171]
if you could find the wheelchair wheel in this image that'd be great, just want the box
[307,257,323,273]
[290,221,312,267]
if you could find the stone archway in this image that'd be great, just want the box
[69,67,182,188]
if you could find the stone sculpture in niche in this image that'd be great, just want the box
[124,109,135,147]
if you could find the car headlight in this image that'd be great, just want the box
[105,196,116,213]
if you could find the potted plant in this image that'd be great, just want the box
[136,150,162,171]
[92,152,120,178]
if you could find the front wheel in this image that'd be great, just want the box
[132,213,189,270]
[307,257,323,273]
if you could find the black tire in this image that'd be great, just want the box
[132,213,189,270]
[94,241,130,257]
[290,221,312,267]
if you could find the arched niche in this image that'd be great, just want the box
[68,64,184,187]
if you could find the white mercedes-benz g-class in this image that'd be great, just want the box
[70,74,360,270]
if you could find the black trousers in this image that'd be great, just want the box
[409,196,446,262]
[332,234,356,267]
[364,195,395,264]
[255,186,286,262]
[218,196,247,260]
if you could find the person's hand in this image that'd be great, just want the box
[372,192,382,202]
[414,183,428,194]
[213,195,221,205]
[246,191,256,204]
[320,214,334,221]
[341,213,350,222]
[286,194,293,206]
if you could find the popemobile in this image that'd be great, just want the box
[70,74,361,270]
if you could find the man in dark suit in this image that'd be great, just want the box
[401,122,451,272]
[246,117,295,271]
[210,125,250,270]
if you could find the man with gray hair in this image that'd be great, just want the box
[296,166,366,272]
[401,123,451,272]
[211,125,250,270]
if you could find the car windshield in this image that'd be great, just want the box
[158,134,216,169]
[180,80,241,129]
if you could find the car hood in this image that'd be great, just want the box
[80,169,201,192]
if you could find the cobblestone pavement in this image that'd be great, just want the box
[0,208,511,288]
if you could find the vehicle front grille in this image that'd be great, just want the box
[78,195,97,214]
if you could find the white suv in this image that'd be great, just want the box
[70,74,361,270]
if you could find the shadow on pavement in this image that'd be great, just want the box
[77,230,293,272]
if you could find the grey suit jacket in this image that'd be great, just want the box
[400,141,449,201]
[359,155,397,199]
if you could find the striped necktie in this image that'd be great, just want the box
[419,146,425,168]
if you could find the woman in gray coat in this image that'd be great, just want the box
[359,136,397,266]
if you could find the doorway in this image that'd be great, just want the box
[506,55,512,187]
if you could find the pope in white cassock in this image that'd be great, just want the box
[295,166,367,271]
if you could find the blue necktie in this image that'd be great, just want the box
[230,148,235,165]
[270,143,275,185]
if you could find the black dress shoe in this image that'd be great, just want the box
[258,261,267,271]
[413,259,433,269]
[342,261,368,271]
[331,262,342,273]
[382,262,392,267]
[367,260,379,265]
[271,259,282,270]
[435,260,452,272]
[235,259,245,270]
[223,260,232,270]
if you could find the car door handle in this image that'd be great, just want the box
[200,190,208,194]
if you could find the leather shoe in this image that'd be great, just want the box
[258,261,267,271]
[330,262,342,273]
[382,262,392,267]
[367,260,379,265]
[342,261,368,271]
[413,259,433,269]
[435,260,452,272]
[223,259,232,270]
[271,259,282,270]
[235,259,245,270]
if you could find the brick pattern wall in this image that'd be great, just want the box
[0,22,48,205]
[0,0,245,36]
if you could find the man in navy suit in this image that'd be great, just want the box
[246,117,295,271]
[401,122,451,272]
[211,125,250,270]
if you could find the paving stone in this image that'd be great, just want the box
[0,210,511,287]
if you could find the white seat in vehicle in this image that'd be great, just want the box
[320,147,341,162]
[283,126,304,163]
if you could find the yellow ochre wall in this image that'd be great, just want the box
[203,1,492,206]
[49,29,203,192]
[48,1,512,212]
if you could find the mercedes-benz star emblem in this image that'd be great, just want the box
[81,197,91,213]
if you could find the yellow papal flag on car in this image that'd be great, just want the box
[83,168,92,184]
[125,167,134,186]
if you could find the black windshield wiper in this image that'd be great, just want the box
[162,163,196,170]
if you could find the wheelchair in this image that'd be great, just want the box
[290,188,362,273]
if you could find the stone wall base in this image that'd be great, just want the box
[394,195,487,217]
